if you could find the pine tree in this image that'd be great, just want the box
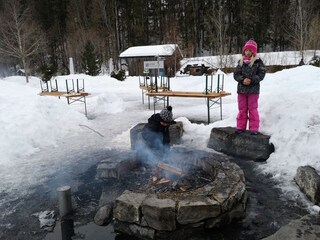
[81,41,102,76]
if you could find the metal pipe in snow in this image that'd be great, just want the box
[57,186,72,217]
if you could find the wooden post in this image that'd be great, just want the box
[205,75,208,95]
[207,98,210,124]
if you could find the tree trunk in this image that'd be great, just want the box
[22,57,29,83]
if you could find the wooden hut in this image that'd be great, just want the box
[119,44,183,76]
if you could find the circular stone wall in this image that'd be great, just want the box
[97,148,247,240]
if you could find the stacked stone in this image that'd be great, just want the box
[110,153,247,239]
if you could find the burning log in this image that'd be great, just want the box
[179,185,190,192]
[152,176,158,183]
[156,178,171,185]
[152,176,171,185]
[157,162,186,176]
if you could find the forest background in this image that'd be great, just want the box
[0,0,320,81]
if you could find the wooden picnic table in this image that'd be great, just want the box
[147,91,230,98]
[39,91,89,116]
[147,90,231,123]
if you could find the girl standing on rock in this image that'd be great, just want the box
[234,39,266,135]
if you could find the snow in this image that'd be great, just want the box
[31,210,56,231]
[180,50,320,68]
[1,65,320,214]
[119,44,177,57]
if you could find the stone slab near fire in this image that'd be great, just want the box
[94,124,320,239]
[207,126,275,161]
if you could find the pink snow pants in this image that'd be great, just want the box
[236,93,260,132]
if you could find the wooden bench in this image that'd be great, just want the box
[39,78,89,117]
[147,91,230,98]
[139,86,169,92]
[139,84,170,108]
[39,91,89,116]
[39,91,89,98]
[147,91,231,123]
[139,75,171,108]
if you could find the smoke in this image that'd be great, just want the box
[134,132,208,173]
[134,136,166,168]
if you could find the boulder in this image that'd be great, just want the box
[130,122,183,150]
[96,151,140,179]
[177,198,221,225]
[114,221,155,240]
[113,190,147,224]
[294,165,320,205]
[141,196,176,231]
[168,122,184,144]
[207,127,274,161]
[262,214,320,240]
[94,205,112,226]
[130,123,146,150]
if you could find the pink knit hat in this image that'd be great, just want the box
[243,39,257,56]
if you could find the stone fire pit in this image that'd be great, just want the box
[96,148,247,240]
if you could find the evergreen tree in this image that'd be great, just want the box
[81,41,101,76]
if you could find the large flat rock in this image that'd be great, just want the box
[113,190,147,224]
[96,151,140,179]
[130,122,183,150]
[177,198,221,225]
[207,127,274,161]
[142,196,176,231]
[262,214,320,240]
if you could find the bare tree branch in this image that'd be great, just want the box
[286,0,314,59]
[0,0,45,83]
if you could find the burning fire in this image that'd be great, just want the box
[151,161,208,192]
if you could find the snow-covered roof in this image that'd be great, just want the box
[180,50,320,69]
[119,44,177,58]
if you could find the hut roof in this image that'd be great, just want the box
[119,44,178,58]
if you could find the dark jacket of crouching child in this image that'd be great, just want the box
[141,106,176,151]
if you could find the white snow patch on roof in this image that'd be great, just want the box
[180,50,320,68]
[120,44,177,57]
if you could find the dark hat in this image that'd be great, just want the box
[160,106,173,123]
